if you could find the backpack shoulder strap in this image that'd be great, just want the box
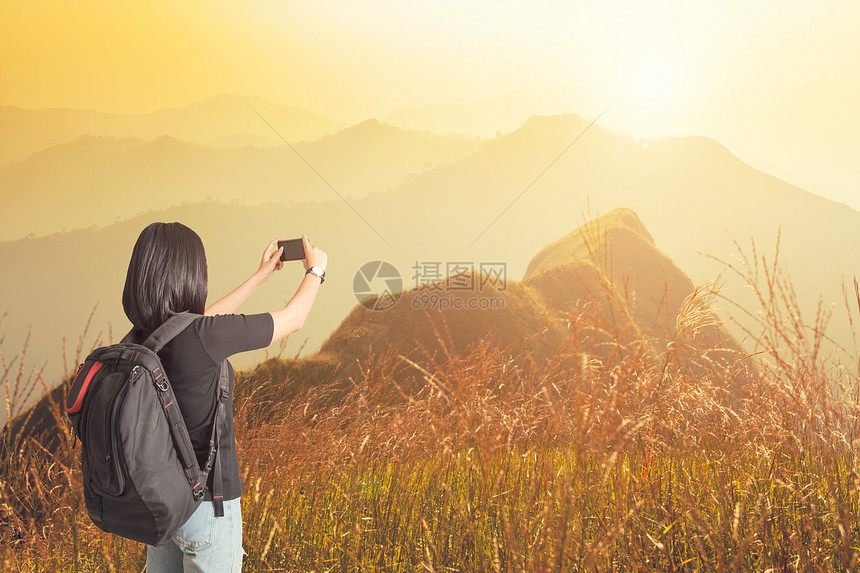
[211,359,229,517]
[142,312,202,352]
[197,359,229,516]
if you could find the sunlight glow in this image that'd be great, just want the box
[620,55,684,109]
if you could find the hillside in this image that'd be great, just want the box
[319,277,564,368]
[313,208,742,380]
[523,208,688,339]
[708,79,860,210]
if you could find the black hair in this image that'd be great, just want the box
[122,222,208,331]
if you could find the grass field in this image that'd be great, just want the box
[2,246,860,572]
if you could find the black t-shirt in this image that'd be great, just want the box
[129,313,274,501]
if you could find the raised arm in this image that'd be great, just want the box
[204,234,327,345]
[269,235,327,343]
[204,237,285,316]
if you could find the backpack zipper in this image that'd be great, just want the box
[103,365,143,495]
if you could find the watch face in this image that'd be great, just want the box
[308,266,325,281]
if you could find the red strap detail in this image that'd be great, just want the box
[66,361,103,413]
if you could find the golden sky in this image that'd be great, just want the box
[1,1,856,119]
[2,0,859,204]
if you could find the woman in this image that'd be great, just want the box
[122,222,327,572]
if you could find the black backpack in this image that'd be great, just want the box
[65,312,229,546]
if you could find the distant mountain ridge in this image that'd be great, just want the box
[0,120,483,240]
[0,94,346,167]
[385,82,604,138]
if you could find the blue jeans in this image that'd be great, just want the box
[146,498,243,572]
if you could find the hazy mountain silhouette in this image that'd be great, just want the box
[385,82,604,138]
[0,120,483,240]
[709,79,860,211]
[0,94,345,167]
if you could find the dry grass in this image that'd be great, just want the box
[2,242,860,572]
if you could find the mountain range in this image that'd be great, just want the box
[2,99,859,426]
[0,117,482,240]
[0,94,346,167]
[385,82,604,138]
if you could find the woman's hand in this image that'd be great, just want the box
[301,234,327,271]
[256,237,285,282]
[269,234,327,342]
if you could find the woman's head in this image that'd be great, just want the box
[122,222,208,331]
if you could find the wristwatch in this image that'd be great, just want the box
[305,266,325,284]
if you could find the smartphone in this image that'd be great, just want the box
[278,238,305,261]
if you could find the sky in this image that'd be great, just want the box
[1,1,855,117]
[2,0,859,203]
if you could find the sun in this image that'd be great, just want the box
[619,54,684,108]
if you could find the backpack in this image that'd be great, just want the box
[65,312,229,546]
